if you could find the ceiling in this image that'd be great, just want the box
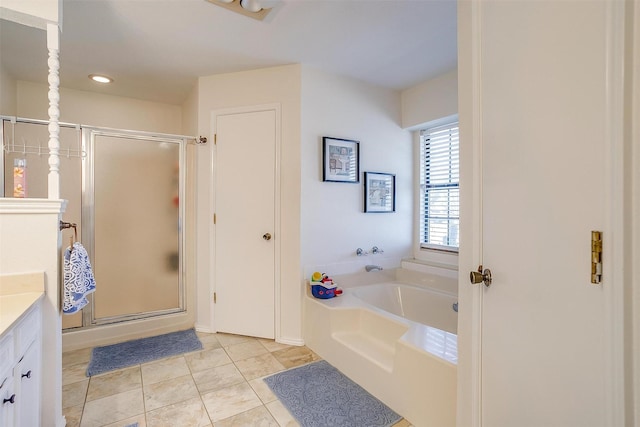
[0,0,457,106]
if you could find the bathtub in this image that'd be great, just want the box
[304,272,457,427]
[352,282,458,334]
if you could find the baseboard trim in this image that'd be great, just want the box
[278,336,304,346]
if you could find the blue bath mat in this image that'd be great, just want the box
[264,360,402,427]
[86,328,202,376]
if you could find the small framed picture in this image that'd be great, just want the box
[364,172,395,213]
[322,137,359,183]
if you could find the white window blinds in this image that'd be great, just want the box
[419,122,459,250]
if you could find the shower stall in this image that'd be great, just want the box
[1,116,195,340]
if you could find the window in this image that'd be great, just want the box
[419,122,459,251]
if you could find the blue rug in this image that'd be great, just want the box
[86,328,202,376]
[264,360,402,427]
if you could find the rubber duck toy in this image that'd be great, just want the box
[310,272,343,299]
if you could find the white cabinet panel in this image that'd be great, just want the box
[0,303,41,427]
[0,371,15,427]
[15,341,40,427]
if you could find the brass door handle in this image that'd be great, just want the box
[470,265,492,287]
[263,233,272,241]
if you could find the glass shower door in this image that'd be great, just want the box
[86,130,185,324]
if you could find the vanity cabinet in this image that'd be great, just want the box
[0,303,42,427]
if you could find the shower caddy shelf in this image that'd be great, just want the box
[1,116,86,159]
[1,116,208,161]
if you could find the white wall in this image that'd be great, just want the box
[0,0,60,30]
[182,83,199,137]
[17,81,182,133]
[300,66,412,279]
[401,68,458,130]
[0,62,17,115]
[195,65,302,342]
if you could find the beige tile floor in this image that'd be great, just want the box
[62,331,413,427]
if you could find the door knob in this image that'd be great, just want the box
[470,265,492,287]
[263,233,272,241]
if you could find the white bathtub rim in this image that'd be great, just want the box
[305,286,458,365]
[348,280,458,299]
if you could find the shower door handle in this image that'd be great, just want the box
[470,265,492,287]
[263,233,272,241]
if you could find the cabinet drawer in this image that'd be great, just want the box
[15,306,40,358]
[0,333,13,374]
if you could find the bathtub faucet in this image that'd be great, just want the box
[365,265,383,272]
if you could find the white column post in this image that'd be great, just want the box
[46,22,60,200]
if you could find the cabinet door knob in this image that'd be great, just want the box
[22,370,32,379]
[3,394,15,404]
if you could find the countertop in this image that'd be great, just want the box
[0,292,43,336]
[0,272,45,337]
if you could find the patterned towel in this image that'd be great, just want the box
[63,242,96,314]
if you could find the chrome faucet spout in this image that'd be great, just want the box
[365,265,383,272]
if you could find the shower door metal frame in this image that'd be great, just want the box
[82,127,187,327]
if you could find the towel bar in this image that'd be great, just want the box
[59,220,77,249]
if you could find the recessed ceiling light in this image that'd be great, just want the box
[89,74,113,84]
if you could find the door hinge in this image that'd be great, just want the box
[214,134,217,145]
[213,213,216,224]
[591,230,602,284]
[213,292,217,303]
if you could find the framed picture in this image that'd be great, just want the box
[364,172,395,213]
[322,137,359,183]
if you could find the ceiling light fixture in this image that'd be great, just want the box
[89,74,113,84]
[240,0,262,13]
[205,0,279,21]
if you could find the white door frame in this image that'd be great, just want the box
[457,1,628,425]
[209,103,282,339]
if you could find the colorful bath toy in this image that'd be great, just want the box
[310,272,342,299]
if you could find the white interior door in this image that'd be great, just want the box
[214,108,276,339]
[476,2,617,426]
